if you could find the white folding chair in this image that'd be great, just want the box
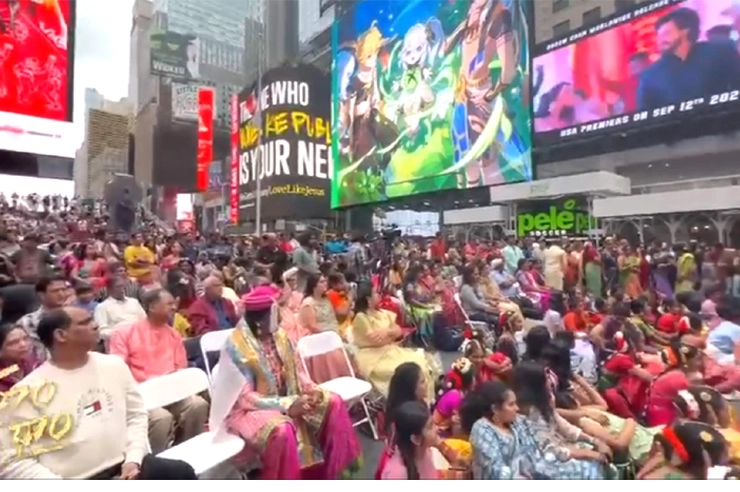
[453,292,489,333]
[138,368,244,476]
[199,328,234,385]
[296,331,378,439]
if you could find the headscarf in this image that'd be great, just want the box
[209,285,282,433]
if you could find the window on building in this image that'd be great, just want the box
[552,20,571,38]
[614,0,636,12]
[552,0,570,13]
[582,7,602,26]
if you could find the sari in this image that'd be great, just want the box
[478,277,524,321]
[281,291,308,345]
[644,369,690,427]
[618,254,642,299]
[403,281,439,342]
[675,252,697,294]
[599,353,650,419]
[516,269,550,310]
[583,247,602,296]
[652,251,674,301]
[210,323,362,479]
[565,251,581,289]
[352,309,434,401]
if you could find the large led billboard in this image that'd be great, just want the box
[532,0,740,145]
[0,0,76,158]
[331,0,533,208]
[236,63,332,222]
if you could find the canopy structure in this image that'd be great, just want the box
[593,185,740,218]
[441,172,631,239]
[488,171,631,203]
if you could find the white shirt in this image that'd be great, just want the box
[0,353,148,479]
[94,296,146,338]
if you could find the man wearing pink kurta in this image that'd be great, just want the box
[110,288,208,453]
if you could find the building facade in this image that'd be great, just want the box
[533,0,647,43]
[130,0,251,209]
[74,91,133,198]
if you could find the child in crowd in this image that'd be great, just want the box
[656,299,684,335]
[380,401,440,479]
[73,282,98,315]
[462,329,512,386]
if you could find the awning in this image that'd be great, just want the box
[443,205,508,225]
[593,185,740,218]
[489,171,630,203]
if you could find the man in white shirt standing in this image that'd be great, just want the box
[94,276,146,339]
[0,306,197,479]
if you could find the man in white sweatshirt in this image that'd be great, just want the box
[0,307,197,479]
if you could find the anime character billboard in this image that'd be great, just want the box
[331,0,533,208]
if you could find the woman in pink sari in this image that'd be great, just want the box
[280,267,308,344]
[645,342,703,427]
[516,258,551,311]
[210,287,362,479]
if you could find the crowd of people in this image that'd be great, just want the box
[1,193,740,479]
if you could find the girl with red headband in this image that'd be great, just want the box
[637,421,728,479]
[461,328,512,386]
[433,357,476,437]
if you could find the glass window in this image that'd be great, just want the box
[582,7,602,26]
[614,0,636,12]
[552,20,571,38]
[552,0,569,13]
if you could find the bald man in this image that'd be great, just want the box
[186,275,238,336]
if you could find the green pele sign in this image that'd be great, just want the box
[516,199,596,238]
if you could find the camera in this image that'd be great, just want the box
[379,224,401,245]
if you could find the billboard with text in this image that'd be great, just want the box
[532,0,740,144]
[150,30,200,81]
[237,63,332,221]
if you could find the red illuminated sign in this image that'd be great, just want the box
[196,87,214,191]
[229,94,239,224]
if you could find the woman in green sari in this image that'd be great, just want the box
[583,242,603,297]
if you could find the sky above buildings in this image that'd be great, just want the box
[73,0,134,144]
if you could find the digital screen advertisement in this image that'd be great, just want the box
[532,0,740,144]
[237,63,332,221]
[331,0,533,209]
[0,0,76,158]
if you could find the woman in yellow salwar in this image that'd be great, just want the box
[675,244,698,294]
[352,282,435,402]
[209,285,362,479]
[618,244,643,299]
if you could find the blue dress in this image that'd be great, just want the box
[470,415,604,480]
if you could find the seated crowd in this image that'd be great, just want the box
[1,231,740,480]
